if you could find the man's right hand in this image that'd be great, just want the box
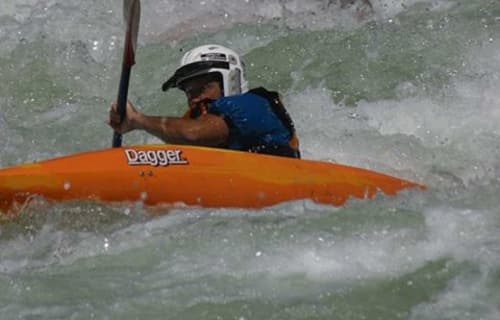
[108,100,141,134]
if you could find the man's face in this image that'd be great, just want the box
[181,79,222,108]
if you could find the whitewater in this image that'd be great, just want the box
[1,0,500,319]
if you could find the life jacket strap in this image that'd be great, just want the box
[249,87,300,158]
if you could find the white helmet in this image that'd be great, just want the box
[162,44,249,96]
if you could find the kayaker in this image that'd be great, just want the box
[108,44,300,158]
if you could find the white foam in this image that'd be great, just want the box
[281,36,500,186]
[350,40,500,184]
[0,0,378,57]
[370,0,456,20]
[410,271,500,319]
[284,86,428,181]
[232,200,500,294]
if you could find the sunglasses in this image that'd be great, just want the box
[180,80,212,98]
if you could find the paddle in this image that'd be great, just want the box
[112,0,141,148]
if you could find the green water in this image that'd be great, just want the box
[1,0,500,319]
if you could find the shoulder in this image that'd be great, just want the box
[221,91,268,104]
[210,92,269,111]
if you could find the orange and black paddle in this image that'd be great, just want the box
[112,0,141,147]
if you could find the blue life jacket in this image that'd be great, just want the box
[188,87,300,158]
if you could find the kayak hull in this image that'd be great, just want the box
[0,144,425,213]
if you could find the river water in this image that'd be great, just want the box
[1,0,500,319]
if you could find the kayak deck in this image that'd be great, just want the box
[0,144,426,213]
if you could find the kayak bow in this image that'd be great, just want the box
[0,145,426,213]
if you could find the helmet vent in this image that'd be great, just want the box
[228,55,237,65]
[200,52,227,61]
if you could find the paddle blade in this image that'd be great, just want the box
[123,0,141,67]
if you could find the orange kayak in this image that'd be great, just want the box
[0,144,425,213]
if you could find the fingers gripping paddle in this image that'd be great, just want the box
[112,0,141,148]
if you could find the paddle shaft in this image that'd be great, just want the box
[112,0,140,148]
[112,64,132,147]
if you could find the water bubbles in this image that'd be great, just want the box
[348,112,360,119]
[481,18,488,29]
[426,20,434,30]
[108,36,117,51]
[92,40,100,51]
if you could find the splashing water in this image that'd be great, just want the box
[1,0,500,319]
